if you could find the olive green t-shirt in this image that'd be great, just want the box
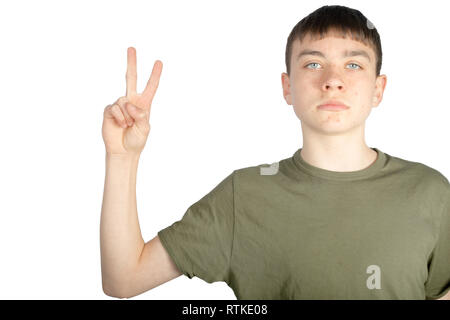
[157,147,450,300]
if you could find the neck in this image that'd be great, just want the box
[300,124,378,172]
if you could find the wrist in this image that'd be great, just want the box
[106,152,141,163]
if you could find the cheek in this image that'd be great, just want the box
[349,81,374,104]
[292,78,316,102]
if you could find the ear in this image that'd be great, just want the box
[281,72,292,105]
[372,74,387,107]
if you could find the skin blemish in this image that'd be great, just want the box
[326,114,341,122]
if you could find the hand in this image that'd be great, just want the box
[102,47,163,156]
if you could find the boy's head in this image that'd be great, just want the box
[281,5,387,136]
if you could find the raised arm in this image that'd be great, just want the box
[100,47,180,298]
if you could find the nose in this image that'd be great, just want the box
[322,72,344,91]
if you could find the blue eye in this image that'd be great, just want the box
[347,63,361,69]
[305,62,362,69]
[305,62,320,69]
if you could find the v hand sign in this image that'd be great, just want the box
[102,47,163,156]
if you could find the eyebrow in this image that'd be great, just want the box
[296,49,371,62]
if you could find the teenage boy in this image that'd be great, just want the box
[100,5,449,300]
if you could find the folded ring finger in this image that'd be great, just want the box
[116,96,134,126]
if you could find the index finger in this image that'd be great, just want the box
[126,47,137,97]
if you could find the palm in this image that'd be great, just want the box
[102,47,162,155]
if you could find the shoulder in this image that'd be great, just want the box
[386,152,449,190]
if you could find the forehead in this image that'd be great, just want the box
[293,32,375,61]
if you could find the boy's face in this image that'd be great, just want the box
[282,31,387,135]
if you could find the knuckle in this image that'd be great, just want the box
[104,104,112,114]
[118,96,128,104]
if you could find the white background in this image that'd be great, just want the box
[0,0,448,299]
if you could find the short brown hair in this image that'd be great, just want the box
[285,5,382,77]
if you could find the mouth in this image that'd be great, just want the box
[317,100,350,112]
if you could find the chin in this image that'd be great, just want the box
[302,117,359,134]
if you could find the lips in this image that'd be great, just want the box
[317,100,349,111]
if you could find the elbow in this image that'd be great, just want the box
[103,288,128,299]
[102,278,131,299]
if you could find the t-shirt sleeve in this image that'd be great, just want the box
[157,170,235,284]
[425,185,450,300]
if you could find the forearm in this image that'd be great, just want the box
[100,153,145,295]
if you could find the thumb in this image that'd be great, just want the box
[127,103,149,126]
